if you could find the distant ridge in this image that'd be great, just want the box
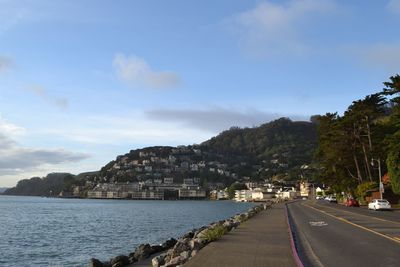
[0,187,10,194]
[4,118,317,196]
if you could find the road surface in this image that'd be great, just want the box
[287,200,400,267]
[315,199,400,223]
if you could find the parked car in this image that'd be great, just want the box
[324,195,337,203]
[329,196,337,203]
[316,196,324,200]
[345,198,360,207]
[368,199,391,210]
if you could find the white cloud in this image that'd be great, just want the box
[0,115,25,137]
[40,114,212,146]
[26,85,69,110]
[0,56,13,72]
[229,0,336,58]
[0,116,88,178]
[351,44,400,72]
[113,53,181,89]
[387,0,400,14]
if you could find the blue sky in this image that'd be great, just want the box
[1,0,400,186]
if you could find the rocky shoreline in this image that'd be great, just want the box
[89,202,271,267]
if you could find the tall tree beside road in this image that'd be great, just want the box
[383,75,400,195]
[315,85,389,193]
[314,113,358,191]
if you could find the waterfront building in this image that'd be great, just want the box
[131,190,164,200]
[178,188,206,199]
[235,190,252,202]
[87,190,107,198]
[210,190,229,200]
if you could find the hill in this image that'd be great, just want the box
[202,118,317,173]
[89,118,317,185]
[4,118,317,196]
[2,172,97,197]
[0,187,9,194]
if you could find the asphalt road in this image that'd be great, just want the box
[287,201,400,267]
[315,200,400,223]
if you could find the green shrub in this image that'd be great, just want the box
[355,182,378,201]
[202,225,227,242]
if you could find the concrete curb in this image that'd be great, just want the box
[285,203,304,267]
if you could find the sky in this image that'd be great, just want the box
[0,0,400,187]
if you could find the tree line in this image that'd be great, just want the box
[314,75,400,196]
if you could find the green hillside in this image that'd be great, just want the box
[4,118,317,196]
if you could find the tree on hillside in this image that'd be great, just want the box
[315,93,388,192]
[343,93,387,182]
[383,75,400,195]
[383,75,400,104]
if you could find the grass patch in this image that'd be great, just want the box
[202,225,227,242]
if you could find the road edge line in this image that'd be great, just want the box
[285,203,305,267]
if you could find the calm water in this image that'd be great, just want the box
[0,196,255,267]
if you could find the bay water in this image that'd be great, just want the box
[0,196,255,266]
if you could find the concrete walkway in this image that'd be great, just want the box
[184,203,297,267]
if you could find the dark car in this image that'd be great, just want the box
[345,198,360,207]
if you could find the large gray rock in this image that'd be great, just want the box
[171,238,191,258]
[128,255,137,264]
[193,226,207,238]
[110,255,129,267]
[223,220,234,231]
[163,249,173,263]
[194,228,209,240]
[181,230,195,239]
[150,244,164,254]
[180,250,191,262]
[89,258,104,267]
[189,238,204,251]
[134,244,153,260]
[151,255,166,267]
[162,238,177,250]
[164,256,182,267]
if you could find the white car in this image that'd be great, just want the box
[324,195,337,203]
[368,199,391,210]
[329,196,337,203]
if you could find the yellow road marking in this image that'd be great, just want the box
[311,202,400,225]
[303,203,400,245]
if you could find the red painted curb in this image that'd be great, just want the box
[285,203,304,267]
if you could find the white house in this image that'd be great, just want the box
[235,190,252,202]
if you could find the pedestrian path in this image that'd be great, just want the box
[184,203,297,267]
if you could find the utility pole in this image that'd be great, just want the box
[371,158,383,199]
[378,159,383,199]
